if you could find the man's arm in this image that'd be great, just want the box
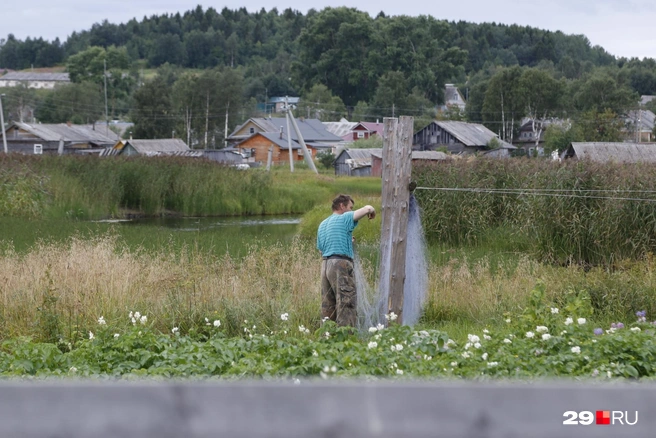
[353,205,376,221]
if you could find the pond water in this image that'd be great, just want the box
[0,215,303,257]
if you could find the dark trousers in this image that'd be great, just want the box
[321,258,357,327]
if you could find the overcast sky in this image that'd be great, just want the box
[2,0,655,60]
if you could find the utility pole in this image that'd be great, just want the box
[285,96,294,173]
[104,58,109,135]
[288,107,318,174]
[224,103,229,149]
[0,94,7,154]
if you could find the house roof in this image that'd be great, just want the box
[357,122,384,133]
[122,139,190,155]
[626,110,656,132]
[566,142,656,163]
[444,84,466,105]
[269,97,300,104]
[230,117,342,143]
[324,118,358,137]
[641,95,656,106]
[0,72,70,82]
[431,121,516,149]
[9,122,118,143]
[336,148,381,168]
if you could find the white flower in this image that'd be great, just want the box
[131,317,136,324]
[368,327,378,333]
[551,307,559,314]
[293,379,301,385]
[129,311,133,319]
[607,371,612,378]
[396,369,404,375]
[69,366,77,373]
[571,346,581,354]
[461,352,471,359]
[541,333,552,341]
[561,330,568,335]
[97,316,106,325]
[88,331,94,340]
[312,350,318,357]
[487,362,498,367]
[473,342,481,349]
[564,317,573,325]
[500,338,511,345]
[481,352,488,360]
[391,344,404,352]
[577,318,586,325]
[113,333,120,338]
[134,311,141,319]
[139,315,147,325]
[446,339,456,346]
[423,355,432,360]
[331,365,337,373]
[298,325,310,334]
[376,323,385,331]
[505,318,511,323]
[368,341,378,349]
[483,335,491,341]
[280,313,289,321]
[385,312,398,321]
[172,327,179,334]
[322,317,330,323]
[606,328,616,334]
[631,327,641,333]
[464,342,472,350]
[450,361,458,367]
[525,331,535,338]
[213,320,221,328]
[467,334,480,343]
[536,326,548,333]
[483,329,489,334]
[324,332,330,339]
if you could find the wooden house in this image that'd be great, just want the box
[0,71,70,89]
[624,110,655,143]
[227,117,343,150]
[235,132,316,164]
[370,150,451,177]
[413,120,516,157]
[3,121,118,154]
[334,148,381,176]
[104,139,192,156]
[561,142,656,163]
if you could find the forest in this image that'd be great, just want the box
[1,6,655,149]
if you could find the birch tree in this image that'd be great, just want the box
[517,69,563,147]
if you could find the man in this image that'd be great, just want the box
[317,194,376,327]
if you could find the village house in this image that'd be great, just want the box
[3,121,118,154]
[439,84,467,113]
[413,120,516,157]
[624,110,655,143]
[268,97,300,113]
[334,148,380,177]
[234,131,329,165]
[102,139,192,157]
[561,142,656,163]
[0,71,70,89]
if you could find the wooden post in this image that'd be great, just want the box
[378,116,413,324]
[265,146,273,171]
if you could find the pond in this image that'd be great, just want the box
[0,215,303,258]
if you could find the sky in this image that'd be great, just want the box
[2,0,655,60]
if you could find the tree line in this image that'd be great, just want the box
[1,6,655,149]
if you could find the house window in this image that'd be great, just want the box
[357,132,365,139]
[34,144,43,155]
[249,127,255,134]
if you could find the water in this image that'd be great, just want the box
[356,194,428,330]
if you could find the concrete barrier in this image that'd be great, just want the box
[0,381,654,438]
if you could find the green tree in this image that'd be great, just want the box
[482,66,524,142]
[372,71,409,117]
[576,109,625,142]
[351,101,371,122]
[131,76,174,139]
[572,70,638,114]
[35,82,103,124]
[543,124,582,154]
[517,68,564,147]
[297,84,346,121]
[67,46,130,83]
[2,83,37,122]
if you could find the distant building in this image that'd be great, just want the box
[625,110,655,143]
[235,131,324,164]
[561,142,656,163]
[104,139,192,156]
[268,97,300,113]
[438,84,466,112]
[413,120,516,157]
[227,117,342,151]
[0,72,70,89]
[3,121,117,154]
[334,148,380,177]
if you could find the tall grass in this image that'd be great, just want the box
[2,233,655,342]
[414,158,656,266]
[0,155,382,220]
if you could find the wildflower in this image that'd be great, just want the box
[464,342,472,350]
[560,330,567,335]
[213,320,221,328]
[450,361,458,367]
[525,331,535,338]
[592,369,599,377]
[205,317,210,326]
[551,307,559,314]
[88,331,94,340]
[564,317,573,325]
[324,332,330,339]
[396,369,404,375]
[280,313,289,321]
[483,335,491,341]
[461,352,471,359]
[536,326,548,333]
[392,344,404,352]
[368,341,378,349]
[505,318,511,323]
[473,342,481,349]
[593,328,603,335]
[503,338,512,344]
[636,310,647,322]
[385,312,398,321]
[369,327,378,333]
[298,325,310,334]
[390,362,398,369]
[607,371,612,378]
[97,316,106,325]
[312,350,318,357]
[577,318,586,325]
[376,323,385,331]
[631,327,641,333]
[487,362,498,367]
[113,333,119,338]
[482,352,488,360]
[571,346,581,354]
[541,334,552,341]
[468,334,480,343]
[446,339,456,346]
[140,315,147,325]
[129,311,133,319]
[423,355,432,360]
[172,327,179,334]
[483,329,489,334]
[617,322,624,329]
[322,317,330,323]
[69,366,77,373]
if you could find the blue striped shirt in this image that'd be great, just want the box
[317,211,358,258]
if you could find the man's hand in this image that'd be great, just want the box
[354,205,376,221]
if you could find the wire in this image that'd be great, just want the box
[414,186,656,203]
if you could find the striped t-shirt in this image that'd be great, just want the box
[317,211,358,258]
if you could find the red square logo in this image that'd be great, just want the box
[596,411,610,425]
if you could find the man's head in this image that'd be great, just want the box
[332,194,354,212]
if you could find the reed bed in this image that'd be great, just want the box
[2,234,655,343]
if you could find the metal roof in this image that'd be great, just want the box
[323,119,358,137]
[433,121,516,149]
[10,122,118,143]
[123,139,190,155]
[626,110,655,132]
[566,142,656,163]
[231,117,342,143]
[0,72,70,82]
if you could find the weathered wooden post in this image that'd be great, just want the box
[378,116,413,324]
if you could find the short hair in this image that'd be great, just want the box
[332,194,354,211]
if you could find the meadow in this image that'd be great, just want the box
[2,155,656,378]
